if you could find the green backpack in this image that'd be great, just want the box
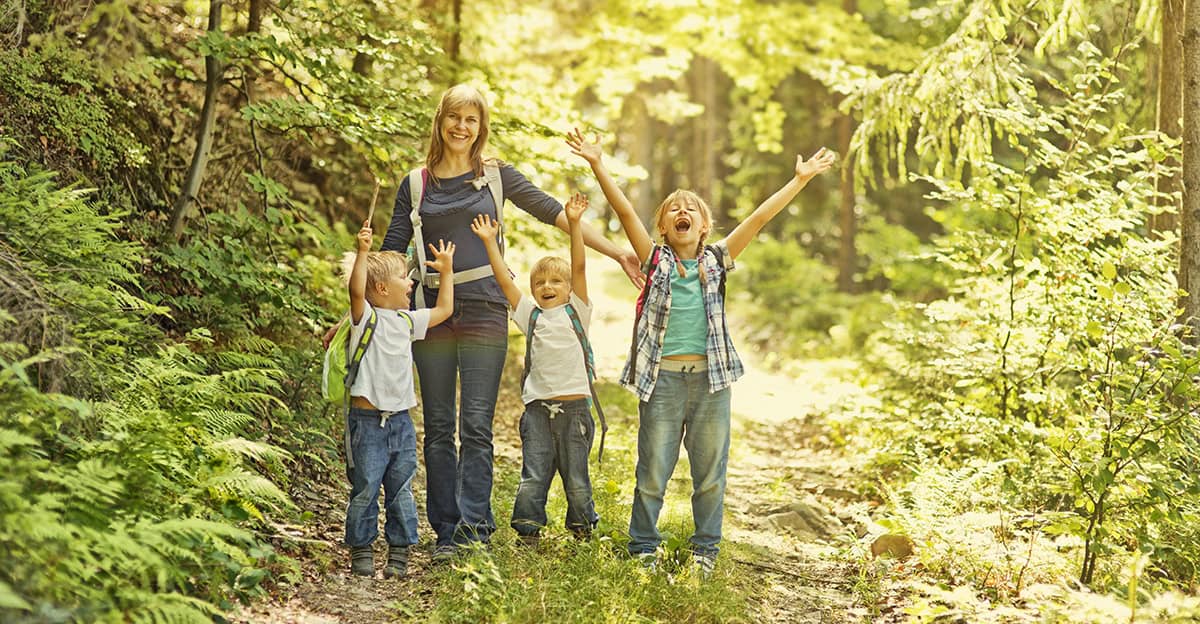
[321,309,378,406]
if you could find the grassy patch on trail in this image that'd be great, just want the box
[407,381,755,623]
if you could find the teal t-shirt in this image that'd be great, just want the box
[662,259,708,356]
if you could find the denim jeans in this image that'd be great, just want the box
[627,369,731,558]
[413,298,508,546]
[344,407,419,548]
[511,398,599,536]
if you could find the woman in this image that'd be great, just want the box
[381,84,638,559]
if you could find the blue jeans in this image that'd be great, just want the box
[511,399,599,536]
[413,298,508,546]
[344,407,419,548]
[627,369,731,558]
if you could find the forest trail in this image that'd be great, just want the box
[234,259,876,623]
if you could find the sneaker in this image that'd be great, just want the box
[635,552,658,573]
[431,543,457,564]
[383,545,408,579]
[691,552,716,580]
[349,545,374,577]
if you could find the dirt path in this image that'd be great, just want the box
[234,260,874,623]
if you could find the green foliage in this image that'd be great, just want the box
[734,237,893,355]
[0,43,149,197]
[839,0,1200,612]
[0,145,293,620]
[0,140,160,394]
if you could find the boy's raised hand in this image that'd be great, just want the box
[356,220,373,252]
[470,214,499,242]
[795,147,837,181]
[565,127,603,166]
[564,192,588,223]
[425,239,456,274]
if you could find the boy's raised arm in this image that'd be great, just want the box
[425,240,456,327]
[724,148,837,260]
[349,220,372,324]
[564,192,589,305]
[470,215,522,309]
[567,128,654,264]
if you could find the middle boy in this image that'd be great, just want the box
[470,193,600,545]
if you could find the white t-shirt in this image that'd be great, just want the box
[512,293,593,404]
[349,303,431,412]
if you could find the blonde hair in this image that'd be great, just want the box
[653,189,713,257]
[427,84,491,183]
[341,250,408,294]
[529,256,570,290]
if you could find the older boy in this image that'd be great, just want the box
[469,194,600,543]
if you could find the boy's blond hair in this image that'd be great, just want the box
[342,250,407,293]
[653,189,713,254]
[529,256,570,289]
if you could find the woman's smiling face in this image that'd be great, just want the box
[440,105,481,156]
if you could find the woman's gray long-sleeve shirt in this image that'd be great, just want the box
[381,164,564,305]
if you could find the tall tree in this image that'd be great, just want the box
[1155,0,1183,232]
[835,0,858,292]
[170,0,224,239]
[1183,0,1200,337]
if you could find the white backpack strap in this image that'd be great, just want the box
[407,168,428,307]
[483,163,504,255]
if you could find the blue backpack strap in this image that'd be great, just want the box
[522,306,542,390]
[562,302,607,464]
[343,308,378,471]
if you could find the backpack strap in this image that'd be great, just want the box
[342,308,378,471]
[562,302,607,464]
[408,164,506,307]
[522,306,542,391]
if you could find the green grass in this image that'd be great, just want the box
[407,380,756,623]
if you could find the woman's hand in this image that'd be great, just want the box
[795,147,836,182]
[566,127,603,166]
[616,249,645,289]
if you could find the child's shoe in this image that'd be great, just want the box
[350,545,374,577]
[691,552,716,580]
[635,552,658,573]
[383,545,408,579]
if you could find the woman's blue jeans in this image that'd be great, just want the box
[413,298,508,546]
[344,408,419,548]
[627,369,731,558]
[510,398,599,536]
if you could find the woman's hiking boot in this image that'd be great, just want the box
[431,543,457,564]
[383,545,409,579]
[350,545,374,577]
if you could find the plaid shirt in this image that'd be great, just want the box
[621,241,744,402]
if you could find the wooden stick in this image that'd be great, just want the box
[366,179,382,224]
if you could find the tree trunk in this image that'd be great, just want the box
[1155,0,1183,233]
[631,96,657,229]
[836,0,859,292]
[1181,0,1200,338]
[243,0,265,103]
[169,0,224,239]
